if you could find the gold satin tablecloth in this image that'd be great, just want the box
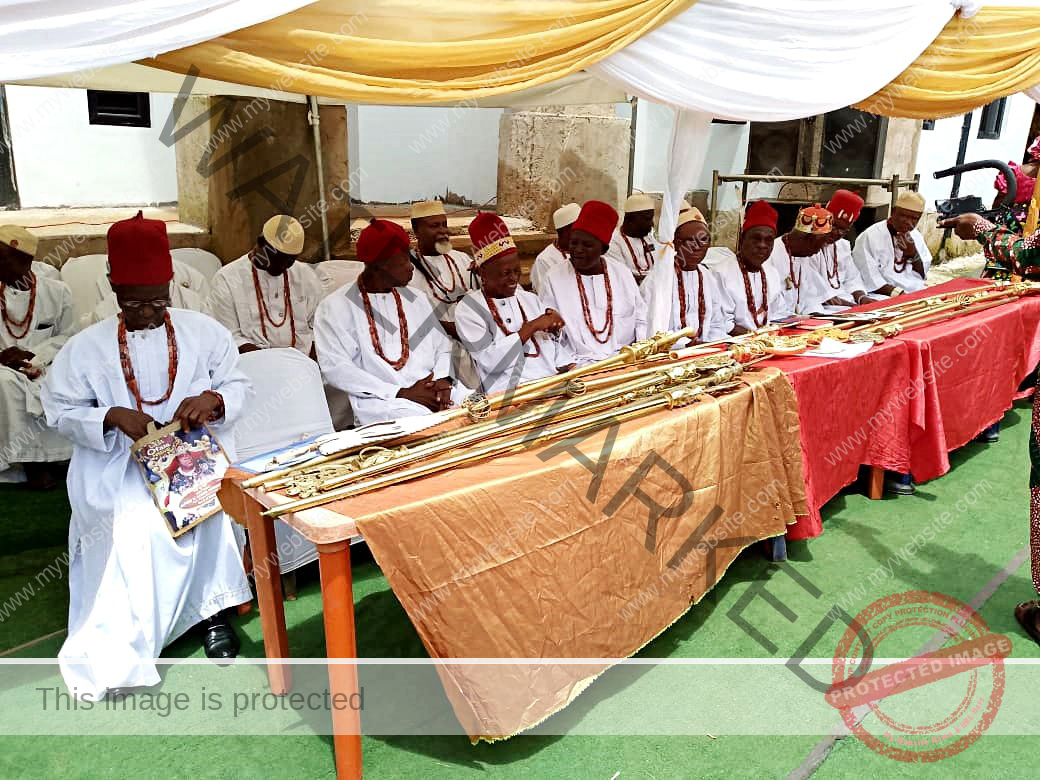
[317,367,807,739]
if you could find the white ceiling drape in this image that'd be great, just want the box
[0,0,315,82]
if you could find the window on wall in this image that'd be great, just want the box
[86,90,150,128]
[977,98,1007,140]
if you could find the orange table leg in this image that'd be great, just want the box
[868,466,884,500]
[243,492,292,694]
[318,540,363,780]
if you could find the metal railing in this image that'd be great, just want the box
[707,171,921,228]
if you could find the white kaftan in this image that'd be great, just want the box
[767,237,833,315]
[803,239,867,304]
[713,254,789,331]
[852,221,932,294]
[539,259,646,366]
[40,310,252,699]
[605,229,662,280]
[0,274,74,470]
[206,255,323,354]
[640,264,733,344]
[407,250,475,322]
[529,242,568,295]
[32,261,60,280]
[454,288,573,396]
[314,282,453,425]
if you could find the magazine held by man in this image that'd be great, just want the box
[130,421,231,537]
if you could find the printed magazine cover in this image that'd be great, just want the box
[130,422,230,538]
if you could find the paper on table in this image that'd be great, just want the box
[802,338,874,359]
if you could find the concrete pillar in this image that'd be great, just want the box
[173,97,350,262]
[497,104,630,229]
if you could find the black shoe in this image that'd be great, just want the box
[883,478,916,496]
[199,613,240,662]
[975,430,1000,444]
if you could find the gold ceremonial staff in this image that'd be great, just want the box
[242,325,700,490]
[262,363,746,518]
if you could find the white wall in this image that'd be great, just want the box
[5,86,177,208]
[626,100,751,210]
[350,105,503,204]
[915,93,1036,208]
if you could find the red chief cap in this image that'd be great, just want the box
[826,190,865,223]
[468,211,516,267]
[793,204,834,235]
[355,219,410,264]
[572,200,619,246]
[742,200,778,233]
[106,210,173,286]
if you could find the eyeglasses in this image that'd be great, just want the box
[121,298,171,311]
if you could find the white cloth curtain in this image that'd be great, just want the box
[590,0,961,122]
[0,0,315,82]
[645,109,713,336]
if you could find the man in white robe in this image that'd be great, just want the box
[40,212,251,700]
[0,225,75,489]
[540,200,646,366]
[455,212,573,396]
[206,215,323,355]
[640,208,733,346]
[605,192,662,283]
[768,204,837,316]
[529,202,579,295]
[315,219,455,425]
[804,190,874,307]
[714,201,790,334]
[408,200,475,333]
[852,190,932,295]
[88,258,209,325]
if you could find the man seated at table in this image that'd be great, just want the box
[806,190,873,307]
[206,215,323,355]
[640,208,733,346]
[455,212,574,395]
[314,219,454,425]
[770,204,836,315]
[605,193,661,283]
[409,199,475,337]
[88,258,209,325]
[540,201,646,366]
[0,226,75,489]
[714,201,789,334]
[529,202,579,294]
[41,211,252,699]
[852,190,931,295]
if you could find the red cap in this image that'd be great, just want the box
[826,189,865,223]
[742,200,778,233]
[356,219,410,264]
[468,212,516,267]
[571,200,618,246]
[106,211,173,286]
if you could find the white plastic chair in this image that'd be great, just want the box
[235,348,335,573]
[60,254,109,331]
[171,248,223,282]
[314,260,365,299]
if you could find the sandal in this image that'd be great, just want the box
[1013,600,1040,647]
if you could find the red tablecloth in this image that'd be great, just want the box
[773,278,1040,539]
[767,340,912,540]
[890,280,1040,480]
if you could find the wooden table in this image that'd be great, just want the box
[217,478,363,780]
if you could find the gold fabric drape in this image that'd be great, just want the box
[143,0,697,104]
[856,7,1040,119]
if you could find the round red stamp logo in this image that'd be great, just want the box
[825,590,1010,762]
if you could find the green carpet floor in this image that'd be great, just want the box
[1,402,1037,778]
